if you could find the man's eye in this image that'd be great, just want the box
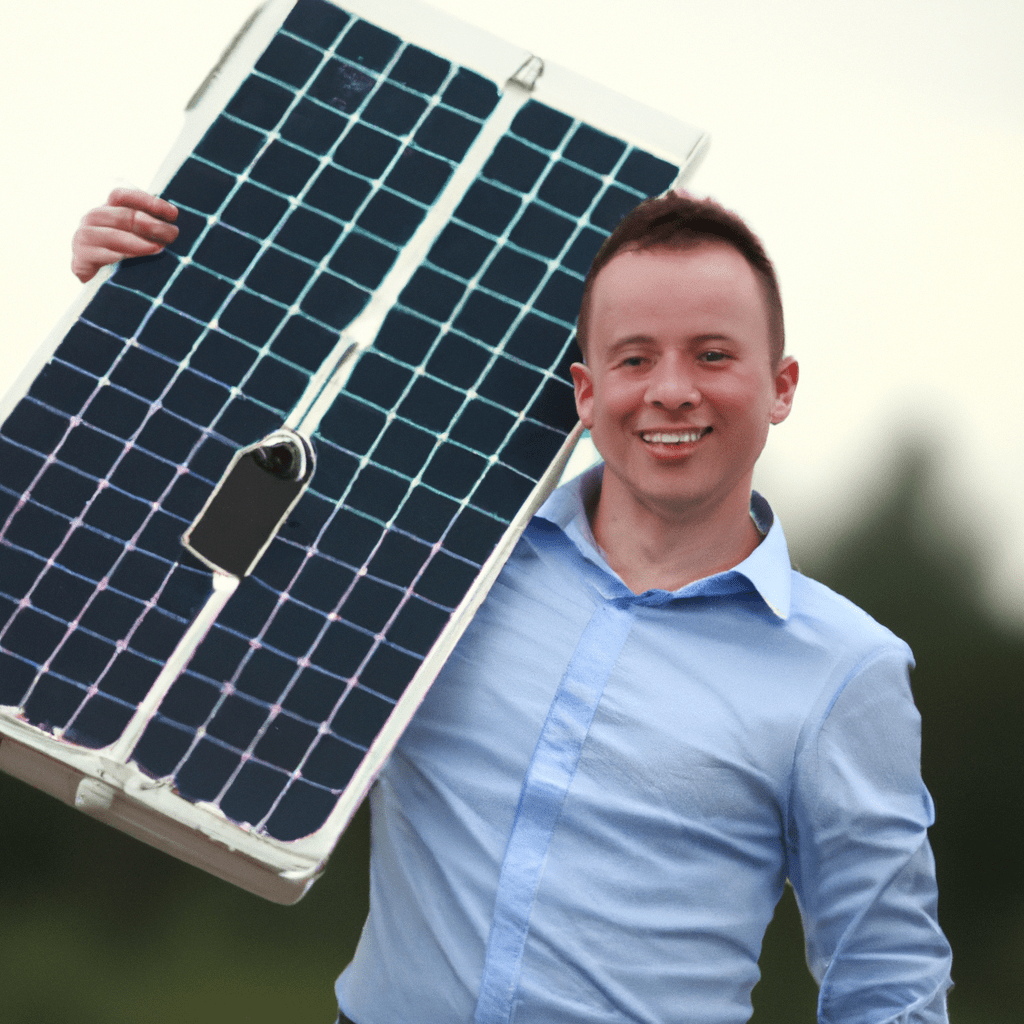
[621,356,646,367]
[700,351,728,363]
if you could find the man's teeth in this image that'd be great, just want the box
[642,430,705,444]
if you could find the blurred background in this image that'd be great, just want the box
[1,1,1021,1020]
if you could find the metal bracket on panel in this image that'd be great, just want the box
[509,55,545,91]
[75,776,116,814]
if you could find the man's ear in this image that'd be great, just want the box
[570,362,594,430]
[770,356,799,425]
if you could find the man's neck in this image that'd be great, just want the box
[588,479,762,595]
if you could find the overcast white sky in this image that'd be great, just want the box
[2,0,1022,620]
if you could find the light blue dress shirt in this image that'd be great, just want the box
[336,465,952,1024]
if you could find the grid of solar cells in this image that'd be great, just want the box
[127,96,680,842]
[0,0,500,760]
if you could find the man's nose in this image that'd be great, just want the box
[645,359,700,409]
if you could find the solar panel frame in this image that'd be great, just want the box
[0,0,708,903]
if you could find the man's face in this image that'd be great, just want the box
[570,241,798,525]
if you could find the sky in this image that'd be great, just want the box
[2,0,1022,620]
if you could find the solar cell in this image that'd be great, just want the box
[0,0,707,902]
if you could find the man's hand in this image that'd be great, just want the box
[71,188,179,283]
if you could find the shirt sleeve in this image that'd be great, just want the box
[787,644,953,1024]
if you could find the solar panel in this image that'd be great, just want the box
[0,0,707,902]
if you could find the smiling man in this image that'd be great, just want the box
[71,189,952,1023]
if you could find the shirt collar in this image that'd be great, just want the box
[534,463,792,619]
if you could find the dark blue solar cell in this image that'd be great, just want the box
[255,32,322,88]
[0,437,42,491]
[534,269,585,325]
[164,264,234,323]
[590,184,643,232]
[131,716,193,777]
[265,778,337,841]
[330,683,393,748]
[98,649,161,704]
[345,464,409,521]
[371,419,436,478]
[113,252,180,297]
[425,335,490,390]
[288,554,355,612]
[391,45,448,94]
[214,395,282,446]
[393,487,458,545]
[22,674,86,732]
[28,362,94,416]
[342,576,403,633]
[449,399,516,458]
[161,471,208,520]
[83,386,149,439]
[218,290,286,347]
[282,664,348,724]
[163,207,205,256]
[157,565,209,621]
[250,535,306,592]
[511,102,572,151]
[58,527,122,583]
[306,440,358,502]
[442,68,500,119]
[345,351,413,409]
[133,508,186,563]
[175,738,240,802]
[246,248,313,305]
[63,693,133,748]
[29,567,93,622]
[0,655,36,706]
[306,163,372,220]
[428,223,492,280]
[386,147,451,204]
[270,314,338,372]
[386,596,448,656]
[371,308,437,365]
[234,646,298,703]
[105,549,168,603]
[54,321,123,377]
[328,231,396,288]
[6,502,72,559]
[165,159,235,215]
[162,369,230,426]
[220,760,289,826]
[359,190,422,245]
[399,267,463,323]
[362,82,428,135]
[136,305,205,361]
[398,376,464,432]
[357,642,419,701]
[300,273,369,331]
[134,409,203,463]
[3,607,66,663]
[79,590,146,643]
[480,248,547,302]
[157,672,222,727]
[82,284,151,339]
[562,225,605,275]
[263,599,327,658]
[538,163,602,217]
[216,582,279,637]
[308,619,374,677]
[505,312,573,370]
[31,463,95,518]
[309,58,375,113]
[451,290,519,347]
[282,0,350,48]
[455,181,520,236]
[221,183,290,237]
[193,224,261,278]
[50,630,115,685]
[473,464,533,519]
[415,107,479,162]
[301,732,364,789]
[207,693,269,749]
[0,489,17,525]
[318,394,387,456]
[478,356,544,411]
[484,137,548,192]
[281,98,348,155]
[509,204,576,260]
[82,487,149,541]
[225,75,294,131]
[616,149,678,195]
[187,435,234,483]
[527,377,578,432]
[195,116,265,173]
[108,346,177,402]
[337,20,400,72]
[190,332,260,387]
[189,624,251,681]
[275,206,342,262]
[503,420,566,477]
[367,530,431,589]
[131,607,187,661]
[564,123,626,174]
[422,443,486,501]
[2,400,68,454]
[250,140,320,194]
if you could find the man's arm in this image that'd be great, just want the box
[788,646,953,1023]
[71,187,178,283]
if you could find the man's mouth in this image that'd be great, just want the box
[639,428,711,445]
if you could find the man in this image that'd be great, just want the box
[73,188,952,1023]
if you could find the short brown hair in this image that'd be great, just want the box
[575,191,785,366]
